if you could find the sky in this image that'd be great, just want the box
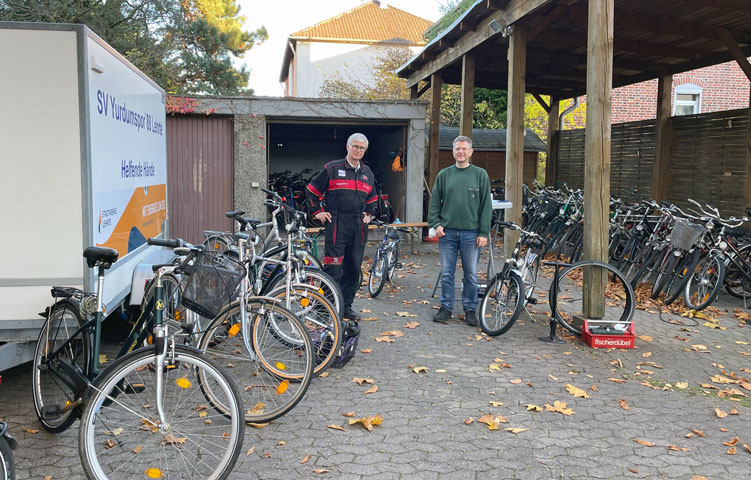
[237,0,446,96]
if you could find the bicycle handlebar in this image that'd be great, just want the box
[147,237,183,248]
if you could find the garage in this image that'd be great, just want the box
[267,121,409,223]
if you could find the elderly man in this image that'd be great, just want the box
[306,133,378,321]
[428,135,492,327]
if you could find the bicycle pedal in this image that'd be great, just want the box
[527,297,538,305]
[123,382,146,394]
[394,262,403,269]
[41,404,64,420]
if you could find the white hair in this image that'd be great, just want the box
[347,133,369,148]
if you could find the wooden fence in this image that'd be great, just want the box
[555,108,750,216]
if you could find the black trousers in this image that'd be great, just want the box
[323,213,368,310]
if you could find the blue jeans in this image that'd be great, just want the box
[439,228,480,312]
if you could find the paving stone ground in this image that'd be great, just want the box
[2,242,751,479]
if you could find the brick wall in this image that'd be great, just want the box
[567,59,751,127]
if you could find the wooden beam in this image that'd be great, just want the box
[460,53,476,138]
[686,0,751,14]
[532,92,550,112]
[746,84,751,209]
[416,81,431,99]
[428,73,443,192]
[716,28,751,82]
[582,0,613,318]
[652,74,673,202]
[402,0,552,87]
[527,4,567,42]
[410,85,418,100]
[504,21,527,259]
[545,96,560,186]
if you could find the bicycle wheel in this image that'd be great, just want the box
[32,302,90,433]
[663,250,701,305]
[684,253,725,310]
[269,267,343,314]
[479,270,524,337]
[651,250,682,299]
[629,247,663,289]
[0,431,14,480]
[724,244,751,298]
[78,345,244,480]
[204,235,231,253]
[267,286,341,375]
[368,251,388,298]
[552,260,635,336]
[198,300,313,423]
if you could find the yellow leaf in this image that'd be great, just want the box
[489,364,503,371]
[361,349,372,354]
[301,454,311,464]
[675,382,689,389]
[727,447,737,455]
[435,369,447,373]
[463,417,474,424]
[666,445,688,451]
[619,399,630,410]
[716,408,728,418]
[364,385,378,394]
[637,335,653,342]
[526,404,543,412]
[509,378,522,384]
[548,374,558,381]
[161,434,187,446]
[249,422,269,429]
[380,330,404,337]
[505,427,529,434]
[403,321,420,328]
[412,366,428,374]
[565,384,590,398]
[374,336,395,343]
[313,468,330,474]
[246,446,255,456]
[642,352,652,358]
[348,414,383,431]
[633,438,656,447]
[607,378,626,383]
[132,445,143,454]
[545,401,574,415]
[343,412,356,417]
[353,377,375,385]
[489,401,504,407]
[23,428,39,434]
[327,424,346,431]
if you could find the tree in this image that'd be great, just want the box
[0,0,267,95]
[440,86,507,129]
[319,47,413,100]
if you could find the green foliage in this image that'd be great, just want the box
[319,47,413,100]
[440,86,507,129]
[0,0,267,95]
[425,0,477,41]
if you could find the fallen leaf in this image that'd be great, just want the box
[667,445,689,451]
[675,382,689,389]
[724,437,739,446]
[343,412,356,417]
[412,366,428,374]
[327,424,346,431]
[637,335,653,342]
[23,428,39,434]
[608,378,626,383]
[403,321,420,328]
[435,369,447,373]
[634,438,656,447]
[565,384,590,398]
[727,447,737,455]
[526,404,543,412]
[463,417,474,425]
[380,330,404,337]
[278,440,285,446]
[510,378,522,384]
[319,372,329,378]
[161,434,187,446]
[246,446,255,456]
[132,445,143,454]
[716,408,728,418]
[313,469,330,474]
[353,377,375,385]
[505,427,528,434]
[104,439,116,450]
[348,414,383,431]
[478,414,507,430]
[374,336,395,343]
[249,422,269,429]
[364,385,378,394]
[488,401,504,407]
[548,374,558,381]
[619,399,630,410]
[361,349,372,354]
[691,429,705,437]
[545,401,574,415]
[301,454,311,464]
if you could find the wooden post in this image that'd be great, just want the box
[460,53,476,138]
[428,73,443,190]
[504,23,527,259]
[545,96,560,186]
[582,0,613,318]
[410,84,418,100]
[652,74,673,201]
[745,83,751,208]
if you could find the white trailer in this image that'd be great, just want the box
[0,22,172,370]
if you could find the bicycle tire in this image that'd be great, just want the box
[387,249,398,282]
[724,243,751,298]
[0,427,16,480]
[198,300,313,423]
[552,260,635,336]
[266,286,341,375]
[630,247,663,289]
[479,270,524,336]
[32,302,90,433]
[78,345,244,480]
[651,250,681,300]
[368,252,388,298]
[268,267,343,314]
[663,250,701,305]
[684,253,725,310]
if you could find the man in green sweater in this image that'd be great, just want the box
[428,135,492,326]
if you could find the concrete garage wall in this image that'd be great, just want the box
[196,96,427,223]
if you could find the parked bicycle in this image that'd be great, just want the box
[32,242,245,479]
[0,376,17,480]
[368,219,410,298]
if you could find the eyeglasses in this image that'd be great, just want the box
[350,145,367,151]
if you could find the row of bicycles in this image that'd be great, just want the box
[477,181,751,337]
[30,188,351,479]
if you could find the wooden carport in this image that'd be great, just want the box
[398,0,751,316]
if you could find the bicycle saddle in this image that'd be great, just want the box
[83,246,119,269]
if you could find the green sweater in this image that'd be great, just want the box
[428,164,492,237]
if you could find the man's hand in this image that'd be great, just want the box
[476,236,488,248]
[363,213,372,224]
[315,211,332,224]
[435,226,445,237]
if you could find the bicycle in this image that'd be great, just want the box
[32,243,245,479]
[368,219,410,298]
[0,376,17,480]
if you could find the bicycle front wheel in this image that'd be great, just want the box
[479,270,524,336]
[684,253,725,310]
[32,302,90,433]
[199,300,313,423]
[368,252,388,298]
[551,260,635,336]
[78,345,244,480]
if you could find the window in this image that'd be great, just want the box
[673,83,702,116]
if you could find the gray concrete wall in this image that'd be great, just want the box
[195,96,427,223]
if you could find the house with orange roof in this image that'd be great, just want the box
[279,0,432,98]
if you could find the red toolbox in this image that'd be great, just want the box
[581,319,635,349]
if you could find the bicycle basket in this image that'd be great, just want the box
[669,218,704,251]
[180,251,245,318]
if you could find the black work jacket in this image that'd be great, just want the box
[306,158,378,216]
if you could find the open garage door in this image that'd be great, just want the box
[267,122,408,224]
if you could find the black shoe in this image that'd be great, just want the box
[432,307,452,324]
[342,308,361,322]
[464,310,478,327]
